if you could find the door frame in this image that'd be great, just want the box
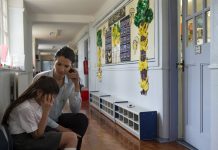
[168,0,179,141]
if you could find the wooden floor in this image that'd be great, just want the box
[79,101,188,150]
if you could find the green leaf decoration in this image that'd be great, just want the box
[134,0,153,27]
[134,14,141,27]
[138,0,149,11]
[97,30,102,47]
[144,8,153,23]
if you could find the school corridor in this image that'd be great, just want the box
[69,101,188,150]
[1,0,218,150]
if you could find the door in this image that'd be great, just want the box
[84,39,89,87]
[182,0,211,149]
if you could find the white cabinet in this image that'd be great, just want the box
[89,91,109,110]
[114,102,157,140]
[99,96,127,122]
[89,92,157,140]
[100,96,115,121]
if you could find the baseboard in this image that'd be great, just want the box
[156,138,170,143]
[177,139,198,150]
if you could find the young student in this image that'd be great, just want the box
[2,76,77,150]
[33,46,88,150]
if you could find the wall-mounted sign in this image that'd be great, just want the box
[108,7,126,26]
[195,45,202,54]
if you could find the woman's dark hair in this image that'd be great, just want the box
[1,76,59,125]
[55,46,75,63]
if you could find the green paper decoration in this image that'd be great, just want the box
[134,0,154,95]
[145,8,153,23]
[97,30,102,47]
[134,0,153,27]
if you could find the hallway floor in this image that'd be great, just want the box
[78,101,188,150]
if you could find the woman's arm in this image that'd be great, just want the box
[68,92,81,113]
[66,68,82,113]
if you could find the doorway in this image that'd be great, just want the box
[179,0,211,149]
[84,39,89,88]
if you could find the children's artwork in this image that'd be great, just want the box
[105,27,112,64]
[132,36,139,55]
[108,7,125,26]
[111,22,120,64]
[96,0,155,65]
[120,15,131,62]
[126,0,155,61]
[101,22,108,65]
[134,0,154,95]
[96,30,102,80]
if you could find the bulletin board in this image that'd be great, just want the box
[97,0,155,65]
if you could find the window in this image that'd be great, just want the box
[0,0,10,67]
[185,0,210,47]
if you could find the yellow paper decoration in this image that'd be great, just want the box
[138,60,148,71]
[140,78,149,92]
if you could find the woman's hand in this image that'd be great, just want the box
[67,68,80,92]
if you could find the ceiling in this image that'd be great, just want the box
[23,0,118,51]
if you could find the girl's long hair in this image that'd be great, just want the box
[1,76,59,125]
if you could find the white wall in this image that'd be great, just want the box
[77,35,88,86]
[85,0,170,139]
[9,0,33,82]
[88,25,98,91]
[0,71,11,122]
[9,4,25,70]
[0,1,33,122]
[0,71,31,122]
[23,8,33,83]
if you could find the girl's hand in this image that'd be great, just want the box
[32,94,54,139]
[41,94,54,113]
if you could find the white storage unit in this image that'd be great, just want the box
[89,92,157,140]
[89,91,109,110]
[114,102,157,140]
[100,96,115,121]
[99,96,128,122]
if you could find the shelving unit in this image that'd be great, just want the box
[89,91,109,110]
[100,96,129,122]
[100,96,114,121]
[89,92,157,140]
[115,102,157,140]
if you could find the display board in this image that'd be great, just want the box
[97,0,155,65]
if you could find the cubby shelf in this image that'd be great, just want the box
[89,91,157,140]
[100,96,115,121]
[99,96,127,122]
[114,102,157,140]
[89,91,109,110]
